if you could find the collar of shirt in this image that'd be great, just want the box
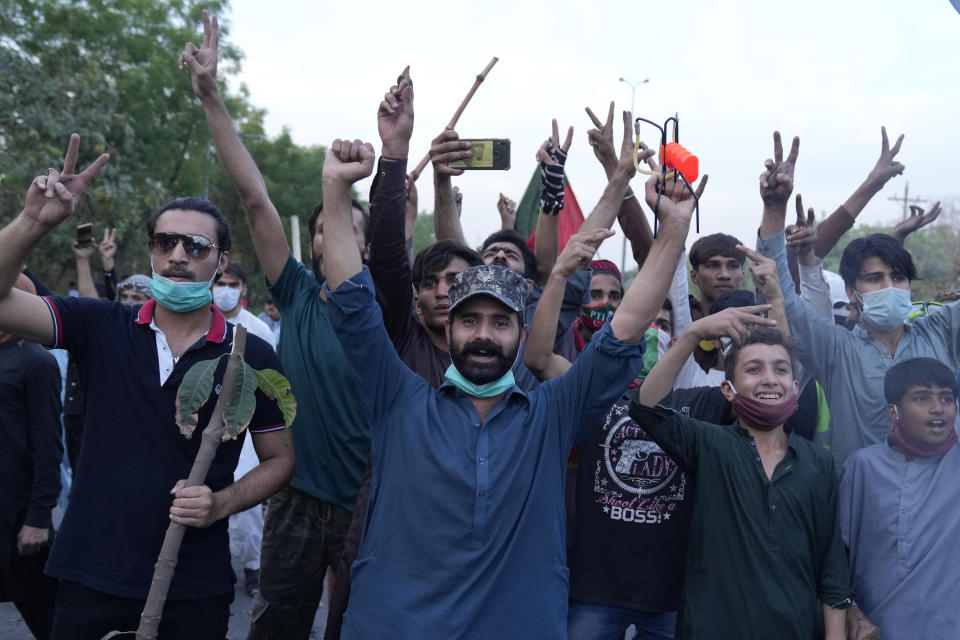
[136,299,228,384]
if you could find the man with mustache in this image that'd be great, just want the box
[0,135,294,639]
[319,112,694,636]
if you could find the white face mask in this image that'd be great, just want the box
[212,285,241,312]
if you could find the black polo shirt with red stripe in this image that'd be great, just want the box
[41,296,284,599]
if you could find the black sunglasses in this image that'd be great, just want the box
[149,232,220,260]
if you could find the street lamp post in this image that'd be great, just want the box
[617,76,649,273]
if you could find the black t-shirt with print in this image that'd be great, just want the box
[568,395,693,613]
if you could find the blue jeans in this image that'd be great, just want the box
[568,601,677,640]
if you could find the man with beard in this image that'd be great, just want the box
[182,13,368,637]
[319,112,693,636]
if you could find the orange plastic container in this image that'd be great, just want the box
[661,142,699,183]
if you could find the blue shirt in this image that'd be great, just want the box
[325,268,645,639]
[758,230,960,463]
[841,441,960,638]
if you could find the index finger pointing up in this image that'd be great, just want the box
[773,131,783,165]
[735,244,764,262]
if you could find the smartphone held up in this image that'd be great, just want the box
[449,139,511,170]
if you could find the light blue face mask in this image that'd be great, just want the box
[857,286,912,332]
[149,257,220,313]
[444,364,515,398]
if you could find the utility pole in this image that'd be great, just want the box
[888,182,927,220]
[618,76,649,273]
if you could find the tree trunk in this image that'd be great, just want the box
[135,326,247,640]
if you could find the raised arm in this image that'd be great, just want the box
[813,126,905,258]
[758,131,800,240]
[322,139,377,290]
[786,196,834,322]
[607,169,695,344]
[738,245,791,336]
[97,227,118,300]
[586,101,654,263]
[369,71,417,337]
[893,201,941,245]
[179,10,288,284]
[525,228,614,381]
[532,119,573,285]
[579,110,651,234]
[430,129,471,245]
[73,242,99,298]
[0,134,109,344]
[636,304,775,407]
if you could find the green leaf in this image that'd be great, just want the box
[222,360,258,440]
[99,631,137,640]
[175,356,221,439]
[255,368,297,428]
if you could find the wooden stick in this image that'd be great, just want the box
[136,327,248,640]
[409,56,499,181]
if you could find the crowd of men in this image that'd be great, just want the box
[1,9,958,640]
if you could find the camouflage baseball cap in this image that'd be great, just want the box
[118,274,152,296]
[448,264,526,320]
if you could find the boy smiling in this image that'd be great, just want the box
[631,323,852,639]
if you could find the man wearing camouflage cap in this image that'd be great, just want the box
[116,274,152,305]
[318,132,695,638]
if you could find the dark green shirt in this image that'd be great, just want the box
[629,402,853,640]
[268,255,369,510]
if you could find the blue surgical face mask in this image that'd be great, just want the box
[149,257,220,313]
[856,286,912,332]
[444,365,515,398]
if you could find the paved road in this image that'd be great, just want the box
[0,556,328,639]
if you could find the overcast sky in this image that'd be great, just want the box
[222,0,960,271]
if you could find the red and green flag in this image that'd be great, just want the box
[513,168,584,252]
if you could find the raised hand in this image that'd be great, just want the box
[555,228,616,277]
[497,193,516,229]
[430,129,472,177]
[585,101,618,175]
[178,9,220,99]
[24,134,110,228]
[688,304,776,345]
[646,153,708,202]
[378,66,414,159]
[864,126,905,191]
[759,131,800,209]
[322,139,376,186]
[98,227,117,270]
[894,201,941,243]
[537,119,573,215]
[535,118,573,165]
[643,170,695,227]
[73,241,96,261]
[785,194,817,263]
[737,245,784,302]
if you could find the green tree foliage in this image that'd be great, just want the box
[0,0,325,298]
[413,211,436,257]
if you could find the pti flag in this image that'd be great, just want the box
[513,167,584,252]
